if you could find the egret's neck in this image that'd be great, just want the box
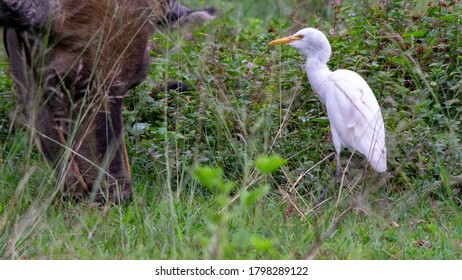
[305,56,331,105]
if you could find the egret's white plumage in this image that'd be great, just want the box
[269,28,387,175]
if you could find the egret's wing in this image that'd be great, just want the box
[325,69,387,172]
[327,70,380,127]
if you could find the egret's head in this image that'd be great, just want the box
[268,28,332,63]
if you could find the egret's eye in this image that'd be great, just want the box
[296,35,304,39]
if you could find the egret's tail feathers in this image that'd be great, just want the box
[363,110,387,173]
[368,149,387,173]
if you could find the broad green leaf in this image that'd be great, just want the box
[254,155,287,175]
[403,29,428,38]
[251,236,274,251]
[240,184,270,207]
[220,181,235,196]
[193,166,223,190]
[440,14,457,21]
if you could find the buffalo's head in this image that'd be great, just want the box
[0,0,216,202]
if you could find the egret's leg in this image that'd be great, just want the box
[331,128,342,177]
[360,158,368,198]
[335,155,342,177]
[361,158,368,178]
[316,184,330,205]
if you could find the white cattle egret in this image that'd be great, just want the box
[269,28,387,176]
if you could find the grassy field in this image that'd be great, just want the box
[0,0,461,259]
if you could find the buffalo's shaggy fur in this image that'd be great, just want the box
[0,0,215,202]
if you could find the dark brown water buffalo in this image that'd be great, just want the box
[0,0,215,202]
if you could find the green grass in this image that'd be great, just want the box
[1,0,461,259]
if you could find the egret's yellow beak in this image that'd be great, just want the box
[268,36,302,46]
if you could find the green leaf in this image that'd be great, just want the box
[220,181,235,196]
[310,117,330,124]
[240,184,270,207]
[204,214,223,232]
[440,14,457,21]
[403,29,428,38]
[254,155,287,175]
[251,236,274,251]
[193,166,223,190]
